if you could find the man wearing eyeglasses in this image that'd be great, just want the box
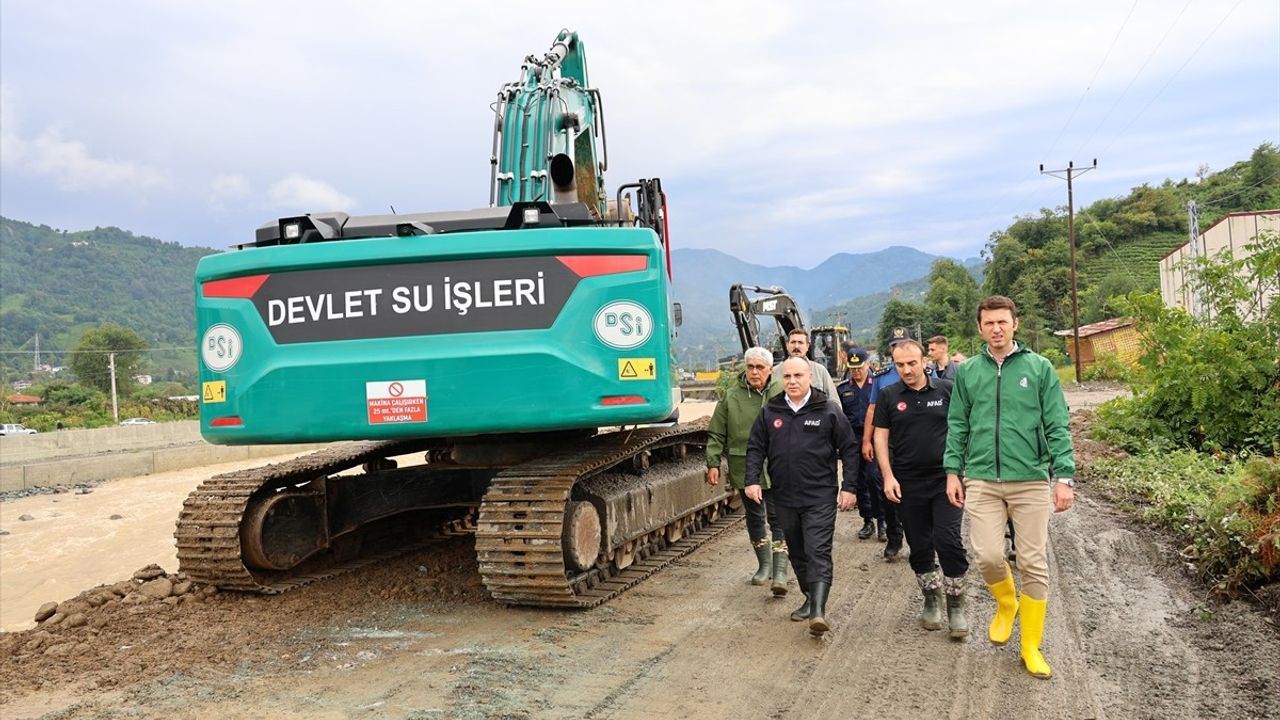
[707,346,788,594]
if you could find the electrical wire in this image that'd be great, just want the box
[1097,0,1247,158]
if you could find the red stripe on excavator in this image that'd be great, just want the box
[210,416,243,427]
[556,255,648,277]
[203,274,270,299]
[600,395,647,406]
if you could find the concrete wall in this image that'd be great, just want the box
[0,423,326,492]
[1160,210,1279,318]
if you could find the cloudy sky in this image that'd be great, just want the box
[2,1,1277,268]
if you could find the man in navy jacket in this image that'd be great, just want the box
[746,357,860,637]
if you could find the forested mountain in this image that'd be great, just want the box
[0,219,219,376]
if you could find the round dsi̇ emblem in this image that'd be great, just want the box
[201,324,242,372]
[593,301,653,349]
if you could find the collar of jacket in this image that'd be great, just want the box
[981,340,1027,364]
[769,388,829,412]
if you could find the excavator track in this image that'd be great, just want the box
[178,422,739,607]
[477,421,741,608]
[175,438,468,594]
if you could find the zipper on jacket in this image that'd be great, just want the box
[994,361,1003,482]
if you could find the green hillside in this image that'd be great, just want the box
[982,143,1280,346]
[0,218,220,379]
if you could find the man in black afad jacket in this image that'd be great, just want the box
[746,356,860,637]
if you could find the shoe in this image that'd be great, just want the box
[790,592,812,621]
[883,535,902,561]
[987,568,1019,645]
[857,519,876,540]
[944,575,969,639]
[876,520,887,542]
[751,542,772,586]
[770,550,789,597]
[808,582,831,636]
[916,571,944,630]
[1019,595,1052,679]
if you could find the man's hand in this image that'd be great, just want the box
[838,490,857,512]
[705,467,719,486]
[744,485,764,504]
[861,438,875,462]
[946,473,964,508]
[883,476,902,504]
[1053,483,1074,513]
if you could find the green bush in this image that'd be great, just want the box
[1082,351,1136,384]
[1097,231,1279,456]
[1084,452,1280,597]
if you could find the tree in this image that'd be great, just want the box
[876,299,929,350]
[69,325,148,395]
[922,259,981,350]
[1109,230,1280,454]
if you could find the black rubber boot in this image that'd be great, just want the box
[790,593,812,621]
[808,582,831,636]
[883,535,902,561]
[751,542,771,586]
[876,519,887,542]
[770,550,789,597]
[857,519,876,540]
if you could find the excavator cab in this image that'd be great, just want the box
[811,325,851,378]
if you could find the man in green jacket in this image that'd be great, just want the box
[707,346,788,594]
[943,295,1075,679]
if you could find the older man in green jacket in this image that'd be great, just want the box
[706,346,788,594]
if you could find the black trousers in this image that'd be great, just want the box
[898,484,968,577]
[854,455,903,540]
[745,490,784,545]
[775,501,838,586]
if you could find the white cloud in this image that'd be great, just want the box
[267,173,354,212]
[0,87,165,192]
[209,174,250,212]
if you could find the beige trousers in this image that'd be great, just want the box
[964,479,1052,600]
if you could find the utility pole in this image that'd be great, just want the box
[108,352,119,422]
[1186,200,1202,319]
[1040,159,1097,383]
[33,334,40,371]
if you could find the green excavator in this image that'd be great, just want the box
[177,31,736,608]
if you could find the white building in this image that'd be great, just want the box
[1159,210,1279,318]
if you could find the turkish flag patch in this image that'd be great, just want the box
[773,418,783,429]
[896,401,908,411]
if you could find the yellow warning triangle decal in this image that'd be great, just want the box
[621,361,638,378]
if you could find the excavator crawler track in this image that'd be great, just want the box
[477,421,741,608]
[175,439,469,594]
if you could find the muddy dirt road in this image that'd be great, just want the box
[2,388,1277,719]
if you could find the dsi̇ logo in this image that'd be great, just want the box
[593,301,653,349]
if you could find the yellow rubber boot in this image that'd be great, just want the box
[987,571,1019,645]
[1019,595,1052,679]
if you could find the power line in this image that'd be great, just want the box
[1074,0,1194,157]
[1197,171,1280,207]
[0,347,192,356]
[1044,0,1140,162]
[1098,0,1246,158]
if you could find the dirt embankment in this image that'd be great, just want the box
[2,386,1277,719]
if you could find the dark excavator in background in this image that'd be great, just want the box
[728,284,850,376]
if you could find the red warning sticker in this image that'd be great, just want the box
[366,380,427,424]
